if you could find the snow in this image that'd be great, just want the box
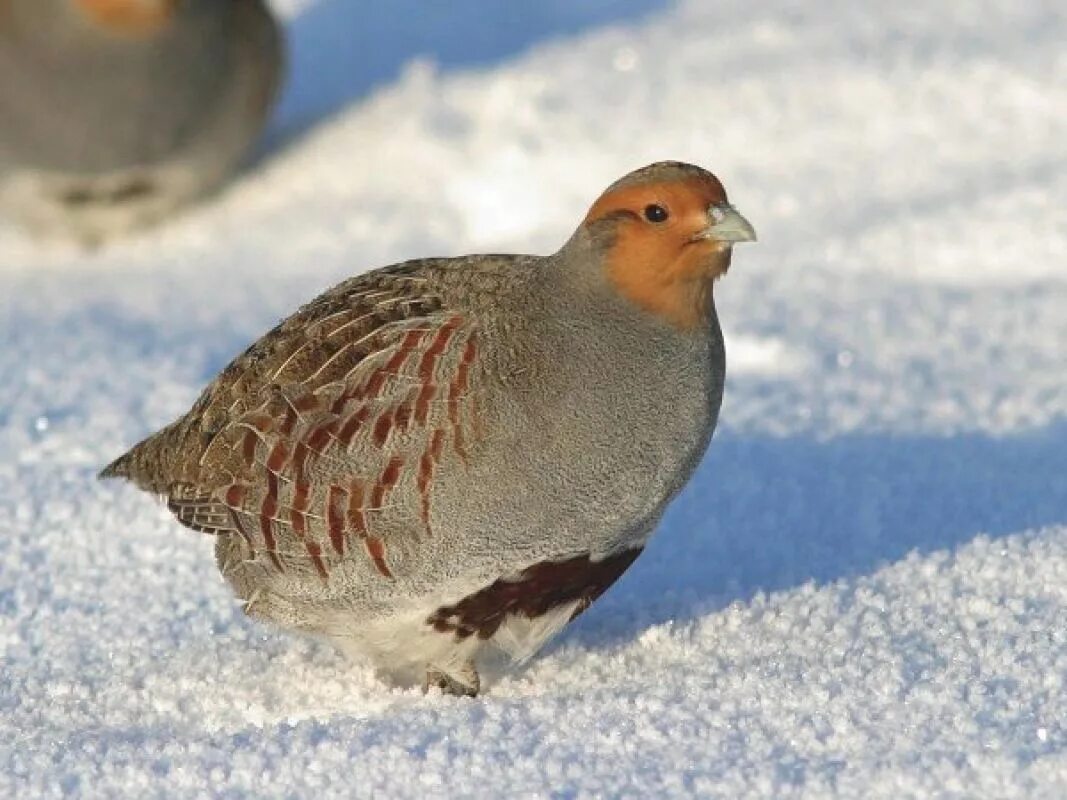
[2,0,1066,796]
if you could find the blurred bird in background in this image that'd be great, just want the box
[0,0,284,243]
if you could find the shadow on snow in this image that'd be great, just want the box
[577,420,1067,646]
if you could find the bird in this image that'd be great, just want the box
[101,161,757,696]
[0,0,284,242]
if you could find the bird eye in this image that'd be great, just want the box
[643,204,669,223]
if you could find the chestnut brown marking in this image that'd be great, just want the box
[241,429,259,466]
[247,413,274,433]
[338,406,370,445]
[223,483,247,508]
[426,548,643,640]
[265,441,289,474]
[304,420,338,457]
[393,396,413,434]
[450,336,477,414]
[429,426,445,461]
[329,391,351,416]
[411,316,463,424]
[417,428,446,528]
[448,335,477,460]
[372,456,404,510]
[419,317,463,381]
[306,539,329,581]
[414,382,438,426]
[417,452,433,525]
[372,407,395,448]
[326,484,347,555]
[290,481,311,537]
[346,480,368,538]
[260,472,283,571]
[384,329,427,374]
[263,473,279,518]
[361,368,390,403]
[290,441,310,483]
[277,406,298,438]
[293,393,321,414]
[328,332,399,413]
[290,511,308,539]
[364,537,394,579]
[348,332,420,409]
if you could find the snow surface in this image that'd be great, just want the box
[2,0,1066,796]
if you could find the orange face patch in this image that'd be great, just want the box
[73,0,179,37]
[586,177,733,331]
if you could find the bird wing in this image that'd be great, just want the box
[165,264,482,582]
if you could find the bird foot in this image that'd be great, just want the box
[424,664,480,698]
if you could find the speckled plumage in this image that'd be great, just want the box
[0,0,283,241]
[102,162,757,694]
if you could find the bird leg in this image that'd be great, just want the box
[424,662,480,698]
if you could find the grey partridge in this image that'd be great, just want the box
[102,161,757,695]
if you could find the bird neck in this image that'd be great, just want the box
[550,228,722,335]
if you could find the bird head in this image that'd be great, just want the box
[578,162,756,330]
[72,0,180,37]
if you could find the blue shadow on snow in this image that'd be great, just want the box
[578,420,1067,643]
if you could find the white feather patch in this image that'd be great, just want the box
[491,601,583,664]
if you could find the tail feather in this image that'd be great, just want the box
[99,421,185,494]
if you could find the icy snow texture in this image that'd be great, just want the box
[2,0,1066,797]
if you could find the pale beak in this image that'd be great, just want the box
[699,204,757,244]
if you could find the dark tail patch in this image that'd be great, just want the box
[427,548,644,640]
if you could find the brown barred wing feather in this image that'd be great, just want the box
[166,273,483,583]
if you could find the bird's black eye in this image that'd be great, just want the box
[643,204,669,223]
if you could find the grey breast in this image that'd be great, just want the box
[426,269,725,579]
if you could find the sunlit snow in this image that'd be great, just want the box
[2,0,1065,797]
